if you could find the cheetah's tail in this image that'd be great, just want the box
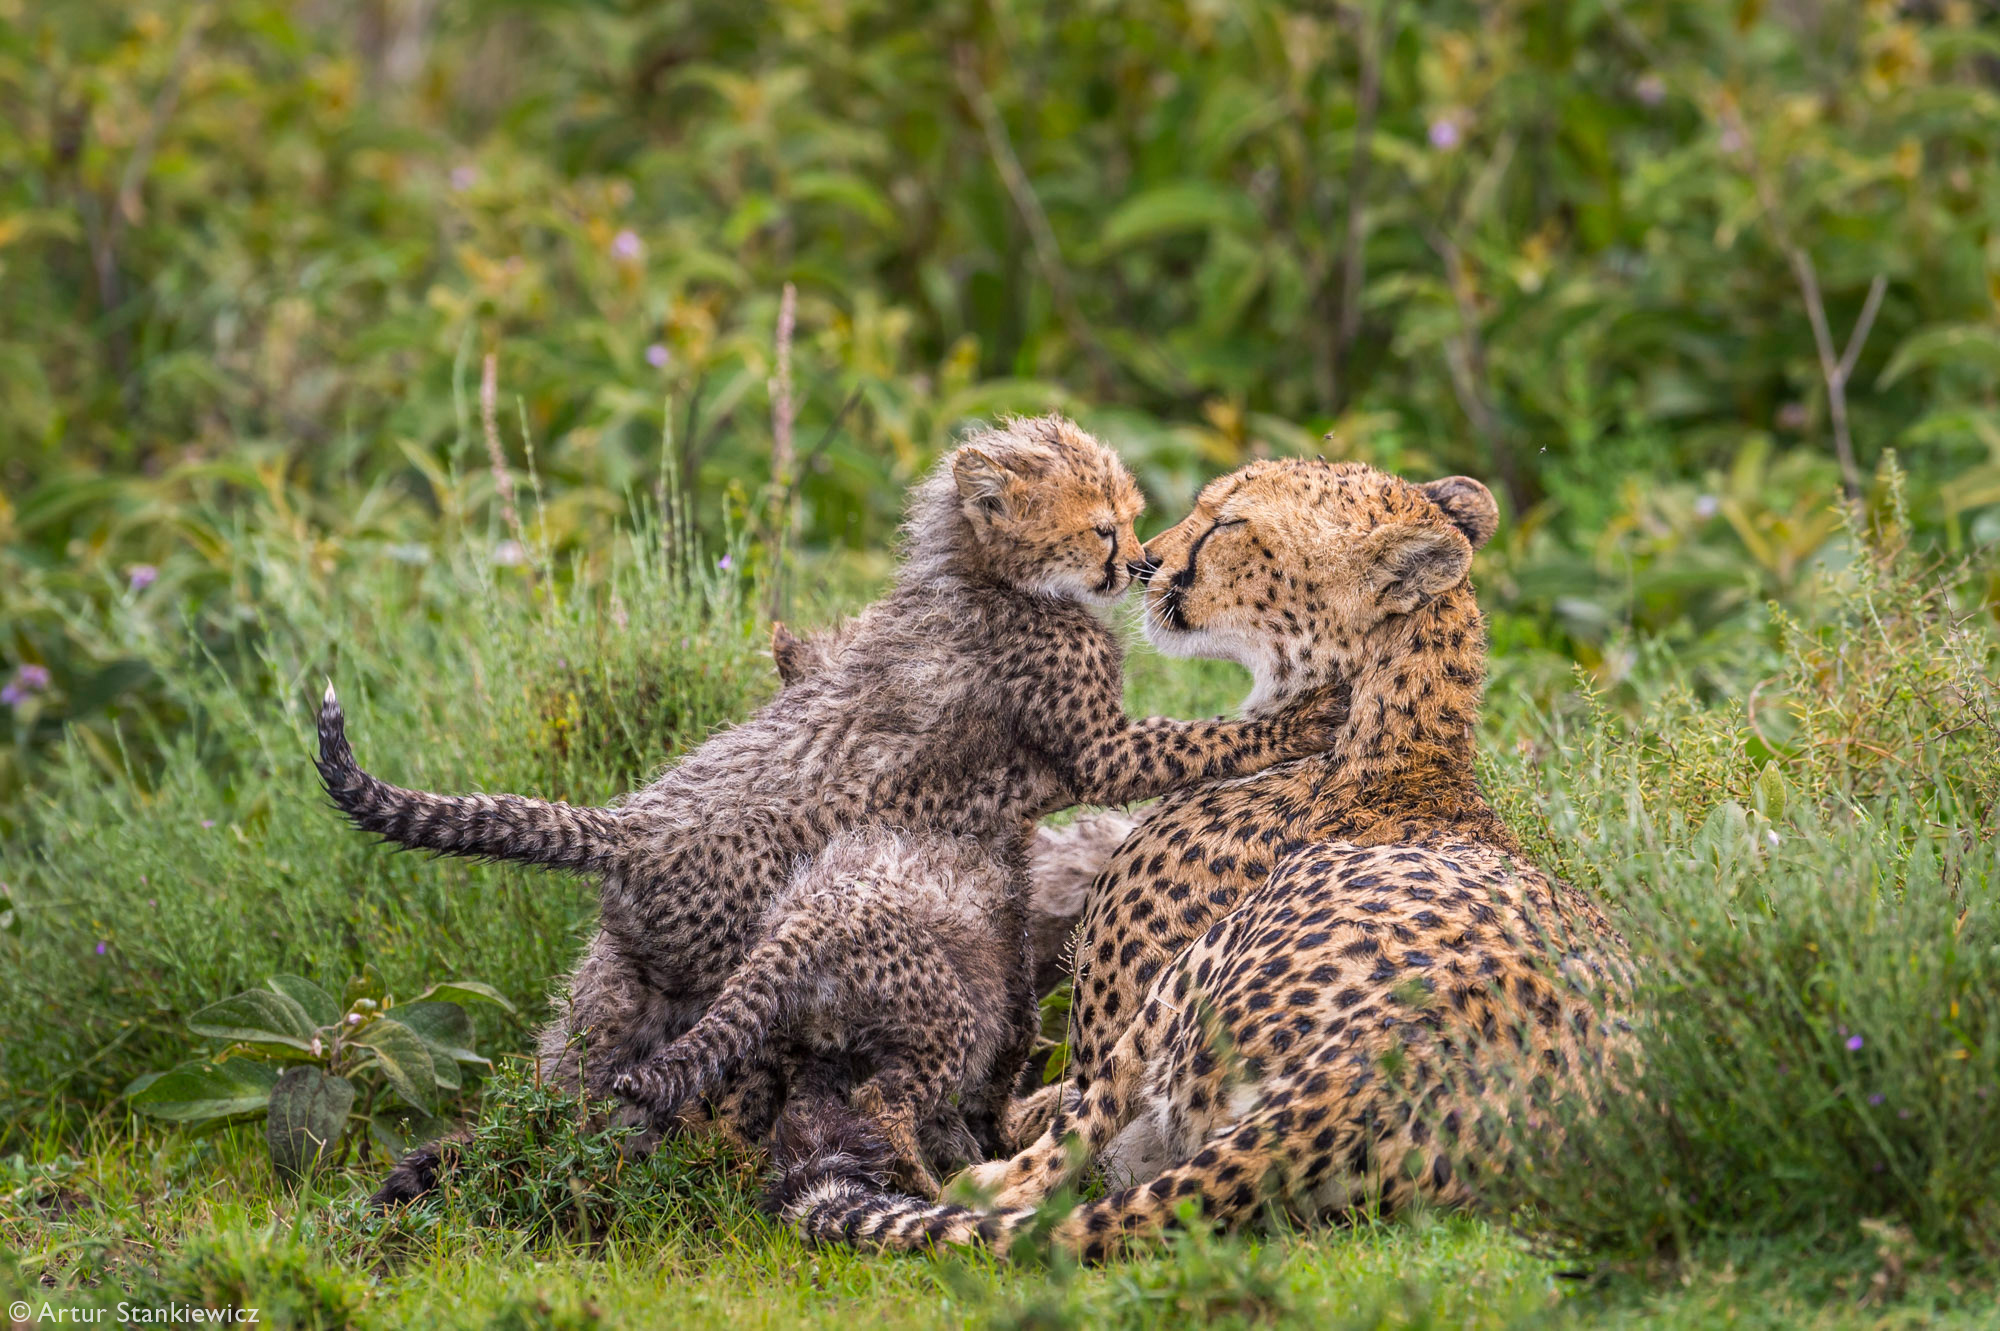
[770,1109,1036,1252]
[316,683,625,873]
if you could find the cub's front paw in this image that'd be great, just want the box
[611,1058,693,1129]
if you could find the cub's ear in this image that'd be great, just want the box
[1419,476,1499,550]
[770,622,811,685]
[952,446,1018,521]
[1364,523,1473,615]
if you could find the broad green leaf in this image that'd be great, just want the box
[1877,324,2000,388]
[411,981,517,1016]
[127,1060,279,1123]
[265,1067,354,1180]
[393,1001,489,1067]
[349,1018,436,1114]
[1097,183,1258,253]
[267,975,340,1029]
[187,989,317,1050]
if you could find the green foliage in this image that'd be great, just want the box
[0,513,767,1139]
[126,968,507,1181]
[127,1226,371,1331]
[429,1058,647,1242]
[2,0,1997,797]
[1477,515,2000,1265]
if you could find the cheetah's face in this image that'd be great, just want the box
[1139,459,1497,695]
[951,421,1146,605]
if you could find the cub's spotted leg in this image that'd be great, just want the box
[846,963,982,1198]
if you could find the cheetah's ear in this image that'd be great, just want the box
[952,446,1018,523]
[1419,476,1499,551]
[1363,523,1473,615]
[771,622,811,685]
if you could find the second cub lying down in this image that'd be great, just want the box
[621,826,1022,1194]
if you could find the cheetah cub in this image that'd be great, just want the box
[320,415,1334,1203]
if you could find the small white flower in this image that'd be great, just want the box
[493,539,527,567]
[1693,494,1720,519]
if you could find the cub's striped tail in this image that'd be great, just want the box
[768,1101,1035,1253]
[316,684,626,873]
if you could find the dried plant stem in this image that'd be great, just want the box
[768,282,799,620]
[480,351,523,541]
[1728,109,1886,502]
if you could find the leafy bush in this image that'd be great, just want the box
[423,1058,761,1247]
[2,0,1997,781]
[126,968,512,1180]
[1479,510,2000,1264]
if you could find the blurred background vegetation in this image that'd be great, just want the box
[3,0,1999,819]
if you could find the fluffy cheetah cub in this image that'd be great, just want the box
[321,415,1334,1204]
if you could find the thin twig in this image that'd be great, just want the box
[82,4,210,400]
[953,46,1118,392]
[768,281,798,620]
[1727,107,1886,501]
[782,387,865,512]
[480,351,522,541]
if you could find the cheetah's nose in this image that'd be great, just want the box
[1129,549,1158,585]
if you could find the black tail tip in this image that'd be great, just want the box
[369,1141,447,1210]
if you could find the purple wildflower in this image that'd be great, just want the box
[128,564,158,591]
[1847,1034,1865,1051]
[201,819,216,829]
[450,165,477,192]
[646,343,671,369]
[3,665,50,708]
[1868,1093,1885,1106]
[1428,117,1461,151]
[95,941,107,956]
[1693,495,1719,520]
[611,229,643,262]
[717,553,733,572]
[1634,74,1666,107]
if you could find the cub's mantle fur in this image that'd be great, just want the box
[322,416,1333,1205]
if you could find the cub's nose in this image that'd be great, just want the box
[1129,545,1159,584]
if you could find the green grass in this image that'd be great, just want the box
[6,1122,1996,1330]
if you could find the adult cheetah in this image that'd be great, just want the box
[780,458,1630,1256]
